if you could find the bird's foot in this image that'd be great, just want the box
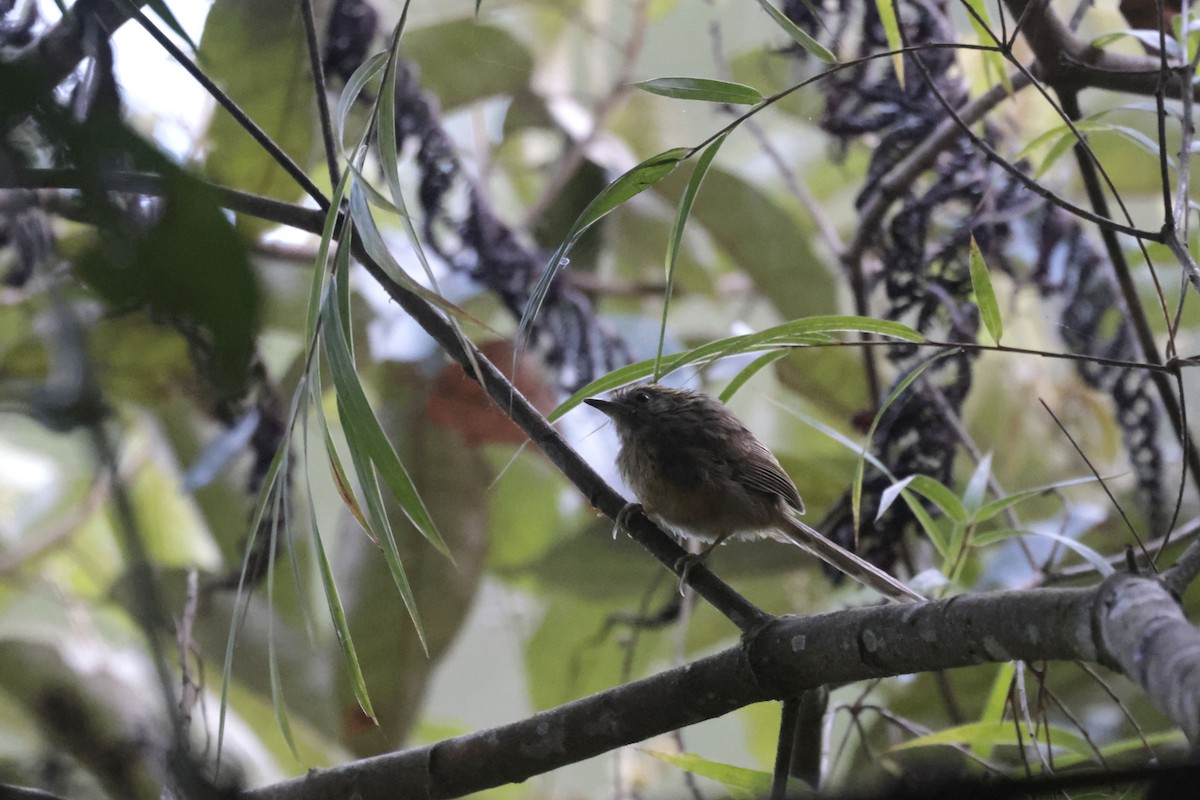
[613,502,644,539]
[673,550,712,596]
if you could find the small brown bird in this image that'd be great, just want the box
[585,384,923,603]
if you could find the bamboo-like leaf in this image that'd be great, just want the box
[754,0,837,63]
[905,474,968,523]
[718,351,788,403]
[642,750,775,796]
[968,236,1002,344]
[635,77,763,105]
[874,0,904,85]
[655,131,728,380]
[265,495,298,757]
[321,279,451,559]
[975,662,1016,759]
[1053,730,1185,769]
[890,721,1095,761]
[554,315,924,419]
[518,147,689,350]
[307,478,377,722]
[339,394,428,651]
[336,52,388,154]
[971,527,1115,576]
[216,386,299,767]
[974,475,1101,523]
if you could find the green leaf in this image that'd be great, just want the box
[974,475,1101,523]
[552,315,924,420]
[1053,730,1186,769]
[265,505,298,758]
[972,528,1115,576]
[322,288,449,559]
[198,0,316,231]
[635,77,763,105]
[905,474,968,524]
[890,721,1095,761]
[968,235,1003,344]
[754,0,837,63]
[874,0,904,85]
[643,750,776,796]
[655,131,728,379]
[519,147,690,348]
[719,351,788,402]
[306,459,377,723]
[975,662,1015,759]
[335,52,388,154]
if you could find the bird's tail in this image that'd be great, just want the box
[781,517,925,604]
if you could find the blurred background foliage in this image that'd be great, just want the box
[1,0,1199,797]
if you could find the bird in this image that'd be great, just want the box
[584,383,923,604]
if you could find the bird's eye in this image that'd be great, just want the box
[634,391,651,404]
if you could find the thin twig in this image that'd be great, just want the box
[300,0,341,190]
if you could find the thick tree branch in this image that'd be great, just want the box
[243,574,1197,799]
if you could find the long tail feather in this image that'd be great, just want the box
[782,517,925,604]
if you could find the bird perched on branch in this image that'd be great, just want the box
[585,384,923,604]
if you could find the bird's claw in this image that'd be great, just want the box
[673,551,709,596]
[613,502,644,539]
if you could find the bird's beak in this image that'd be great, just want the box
[584,397,619,417]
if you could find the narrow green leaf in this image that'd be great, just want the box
[321,283,452,559]
[305,168,355,346]
[336,52,388,154]
[874,0,904,85]
[347,182,493,330]
[635,77,763,105]
[719,351,788,402]
[307,476,377,722]
[975,662,1015,759]
[890,721,1095,761]
[974,475,1101,523]
[655,131,728,380]
[972,528,1115,576]
[265,497,298,757]
[518,147,689,349]
[643,750,775,795]
[339,394,428,651]
[373,6,486,391]
[217,384,301,766]
[552,315,924,420]
[1053,730,1185,769]
[904,474,968,524]
[898,486,950,558]
[852,350,960,544]
[754,0,837,63]
[968,236,1003,344]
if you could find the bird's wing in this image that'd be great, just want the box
[735,440,805,514]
